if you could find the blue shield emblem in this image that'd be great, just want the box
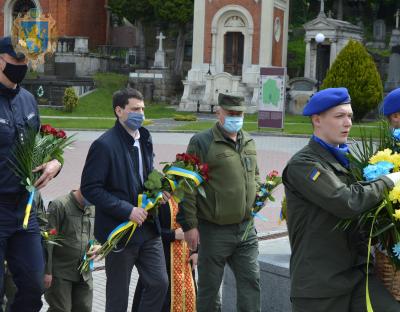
[20,21,49,54]
[11,9,57,68]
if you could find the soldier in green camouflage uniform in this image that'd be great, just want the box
[283,88,400,312]
[44,189,97,312]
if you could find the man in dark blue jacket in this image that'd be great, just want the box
[0,36,62,312]
[81,88,169,312]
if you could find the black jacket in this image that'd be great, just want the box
[81,121,158,244]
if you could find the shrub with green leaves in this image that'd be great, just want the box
[321,40,383,121]
[63,87,79,113]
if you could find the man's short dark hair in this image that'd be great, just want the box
[112,88,144,115]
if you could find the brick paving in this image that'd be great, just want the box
[37,130,308,311]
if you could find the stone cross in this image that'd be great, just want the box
[395,9,400,29]
[319,0,325,14]
[156,32,166,52]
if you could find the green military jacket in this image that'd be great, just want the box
[283,139,393,298]
[45,191,95,282]
[178,122,260,230]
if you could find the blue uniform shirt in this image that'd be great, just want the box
[0,86,40,195]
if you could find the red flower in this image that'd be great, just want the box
[176,153,185,161]
[189,154,200,166]
[56,130,66,139]
[49,228,57,236]
[50,127,58,136]
[176,153,200,166]
[198,163,209,181]
[40,124,53,135]
[268,170,279,178]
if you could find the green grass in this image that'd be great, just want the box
[38,72,383,135]
[40,100,181,119]
[39,72,189,119]
[41,118,115,129]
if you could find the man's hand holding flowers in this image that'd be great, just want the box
[86,244,102,261]
[33,159,62,189]
[129,207,148,226]
[129,191,170,226]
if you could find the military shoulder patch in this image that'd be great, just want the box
[309,168,321,182]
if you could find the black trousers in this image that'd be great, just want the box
[105,235,168,312]
[0,198,44,312]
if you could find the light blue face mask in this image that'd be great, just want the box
[223,116,244,133]
[124,112,145,131]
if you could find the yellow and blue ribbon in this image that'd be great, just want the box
[165,166,203,186]
[106,192,164,245]
[82,240,95,271]
[23,189,35,229]
[106,167,203,248]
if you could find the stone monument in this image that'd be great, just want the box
[385,12,400,92]
[303,0,363,82]
[153,32,167,68]
[384,47,400,92]
[179,0,290,112]
[389,10,400,48]
[366,19,386,49]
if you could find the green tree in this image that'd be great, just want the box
[321,40,383,121]
[149,0,194,78]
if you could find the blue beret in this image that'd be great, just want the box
[303,87,351,116]
[0,37,24,60]
[383,88,400,116]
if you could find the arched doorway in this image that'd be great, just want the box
[211,6,254,76]
[4,0,41,36]
[224,32,244,76]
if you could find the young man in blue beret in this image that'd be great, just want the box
[383,88,400,128]
[283,87,400,311]
[0,37,62,312]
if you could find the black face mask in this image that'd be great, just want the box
[3,63,28,84]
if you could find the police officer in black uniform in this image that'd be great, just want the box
[0,37,61,312]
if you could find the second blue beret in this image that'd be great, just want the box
[383,88,400,116]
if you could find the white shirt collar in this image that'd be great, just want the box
[133,130,140,140]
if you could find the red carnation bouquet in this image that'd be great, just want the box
[151,152,209,202]
[9,124,74,229]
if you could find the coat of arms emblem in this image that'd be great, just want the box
[11,9,57,68]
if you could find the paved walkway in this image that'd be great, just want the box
[38,130,308,311]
